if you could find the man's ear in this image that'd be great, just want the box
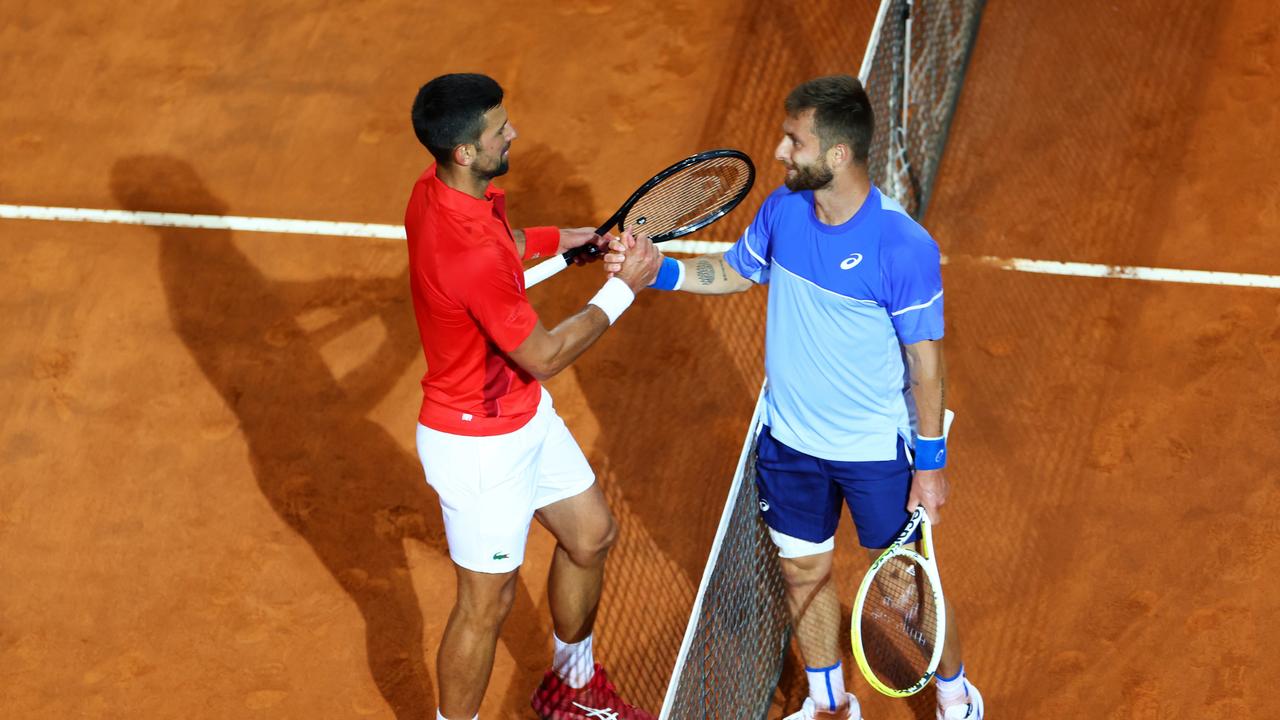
[452,144,473,167]
[828,142,851,170]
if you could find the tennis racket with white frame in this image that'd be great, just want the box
[851,504,945,697]
[851,407,956,696]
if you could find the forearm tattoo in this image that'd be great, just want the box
[695,259,715,286]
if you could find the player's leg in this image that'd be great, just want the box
[932,600,981,719]
[776,550,838,664]
[777,548,859,718]
[937,599,964,680]
[527,390,652,719]
[535,482,616,674]
[842,438,982,719]
[416,415,546,719]
[756,428,861,720]
[436,565,520,718]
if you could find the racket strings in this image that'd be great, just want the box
[636,158,749,212]
[660,161,751,211]
[626,170,746,234]
[858,554,939,690]
[623,158,751,237]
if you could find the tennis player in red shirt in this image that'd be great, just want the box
[406,73,661,720]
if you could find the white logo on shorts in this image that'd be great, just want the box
[759,500,770,512]
[840,253,864,270]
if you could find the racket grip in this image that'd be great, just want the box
[523,254,571,288]
[566,243,603,261]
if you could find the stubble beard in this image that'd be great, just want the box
[783,159,834,191]
[476,157,509,181]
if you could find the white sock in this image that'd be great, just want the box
[553,633,595,688]
[805,662,847,712]
[436,711,477,720]
[935,664,968,704]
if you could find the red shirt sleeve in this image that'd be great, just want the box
[521,226,560,260]
[456,247,539,353]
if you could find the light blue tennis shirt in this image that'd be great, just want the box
[724,185,945,462]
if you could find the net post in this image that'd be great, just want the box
[859,0,897,84]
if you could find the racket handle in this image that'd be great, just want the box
[527,241,605,288]
[561,218,617,263]
[567,243,604,261]
[524,254,570,288]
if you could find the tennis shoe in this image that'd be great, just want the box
[937,680,983,720]
[783,692,863,720]
[530,662,654,720]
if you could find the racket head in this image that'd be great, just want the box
[850,508,946,697]
[612,148,755,242]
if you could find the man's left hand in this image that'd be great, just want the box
[558,227,613,265]
[907,468,949,524]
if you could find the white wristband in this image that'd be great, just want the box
[588,277,635,325]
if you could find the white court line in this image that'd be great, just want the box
[0,203,405,239]
[3,204,1278,289]
[0,203,726,254]
[965,255,1280,290]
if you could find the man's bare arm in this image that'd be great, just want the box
[507,311,609,381]
[903,338,946,438]
[508,230,660,381]
[903,338,949,522]
[511,228,530,258]
[677,254,754,295]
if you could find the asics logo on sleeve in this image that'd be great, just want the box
[839,253,864,270]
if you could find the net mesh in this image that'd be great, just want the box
[658,1,984,717]
[867,0,988,218]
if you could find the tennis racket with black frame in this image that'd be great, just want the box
[523,148,755,288]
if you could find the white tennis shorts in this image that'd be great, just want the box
[416,388,595,574]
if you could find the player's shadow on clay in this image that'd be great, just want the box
[112,155,549,719]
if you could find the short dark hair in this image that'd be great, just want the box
[411,73,504,164]
[784,75,873,164]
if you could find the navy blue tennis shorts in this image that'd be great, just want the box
[754,426,918,550]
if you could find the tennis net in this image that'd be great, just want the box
[657,1,985,717]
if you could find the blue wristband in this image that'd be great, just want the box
[915,436,946,470]
[650,256,684,291]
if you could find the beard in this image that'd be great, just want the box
[487,156,510,179]
[783,158,834,191]
[474,147,510,180]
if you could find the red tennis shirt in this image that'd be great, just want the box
[404,165,559,436]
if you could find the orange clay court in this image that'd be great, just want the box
[1,1,1278,718]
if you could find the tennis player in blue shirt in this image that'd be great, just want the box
[609,75,984,720]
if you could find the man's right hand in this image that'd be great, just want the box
[611,230,661,292]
